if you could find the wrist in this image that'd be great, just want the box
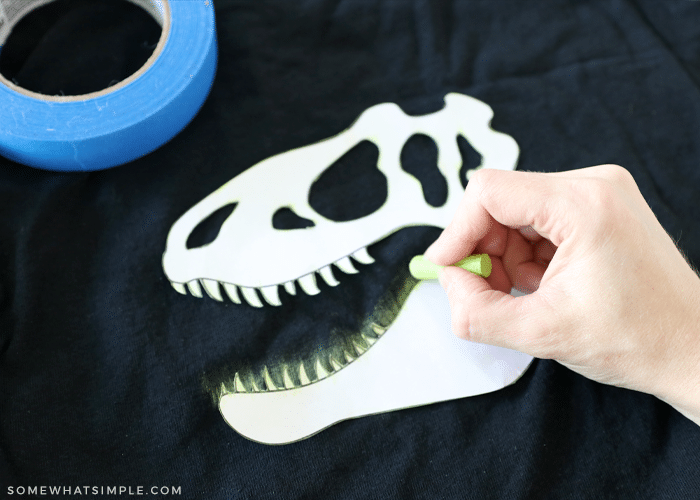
[659,383,700,426]
[654,291,700,426]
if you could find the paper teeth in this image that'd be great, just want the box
[371,323,387,336]
[187,280,203,298]
[344,350,356,363]
[282,365,295,389]
[299,363,311,385]
[353,341,367,356]
[318,265,339,287]
[351,247,374,265]
[297,273,321,295]
[223,283,242,304]
[334,256,359,274]
[240,286,263,308]
[201,279,223,301]
[223,334,382,395]
[262,366,277,391]
[260,285,282,306]
[234,373,246,393]
[330,356,343,372]
[175,247,376,306]
[362,333,377,346]
[315,358,330,380]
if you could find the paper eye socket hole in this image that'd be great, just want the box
[400,133,447,208]
[272,207,315,230]
[308,140,387,222]
[186,202,237,250]
[457,135,483,188]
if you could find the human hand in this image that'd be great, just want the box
[424,165,700,425]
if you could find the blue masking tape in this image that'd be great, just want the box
[0,0,217,172]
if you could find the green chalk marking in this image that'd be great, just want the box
[409,254,492,280]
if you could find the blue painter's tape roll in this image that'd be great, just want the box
[0,0,217,171]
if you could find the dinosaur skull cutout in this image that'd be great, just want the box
[163,93,532,444]
[162,93,519,303]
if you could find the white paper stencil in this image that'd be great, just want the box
[162,93,519,294]
[162,93,530,444]
[219,282,533,444]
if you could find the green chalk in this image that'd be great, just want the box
[409,254,492,280]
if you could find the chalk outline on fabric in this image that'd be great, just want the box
[0,0,217,171]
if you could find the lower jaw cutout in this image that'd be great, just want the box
[218,282,534,445]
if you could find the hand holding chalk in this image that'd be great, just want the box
[425,165,700,426]
[409,254,491,280]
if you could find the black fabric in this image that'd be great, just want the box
[2,0,700,498]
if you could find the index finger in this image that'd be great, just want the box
[424,168,572,266]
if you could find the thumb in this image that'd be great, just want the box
[438,266,547,353]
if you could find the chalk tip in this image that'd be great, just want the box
[409,255,440,280]
[409,253,492,280]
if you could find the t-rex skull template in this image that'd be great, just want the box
[162,93,519,303]
[162,93,532,444]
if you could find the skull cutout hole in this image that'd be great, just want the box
[186,202,237,250]
[400,134,448,208]
[458,134,483,188]
[308,140,387,222]
[272,207,315,230]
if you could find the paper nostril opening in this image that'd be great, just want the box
[186,203,237,250]
[457,135,483,188]
[308,140,387,222]
[272,207,315,230]
[400,133,447,208]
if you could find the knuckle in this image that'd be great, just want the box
[598,163,630,180]
[596,164,637,189]
[587,178,616,206]
[450,307,478,341]
[468,168,504,207]
[466,168,489,196]
[569,176,618,218]
[450,307,471,338]
[470,167,491,185]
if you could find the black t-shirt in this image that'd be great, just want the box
[1,0,699,498]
